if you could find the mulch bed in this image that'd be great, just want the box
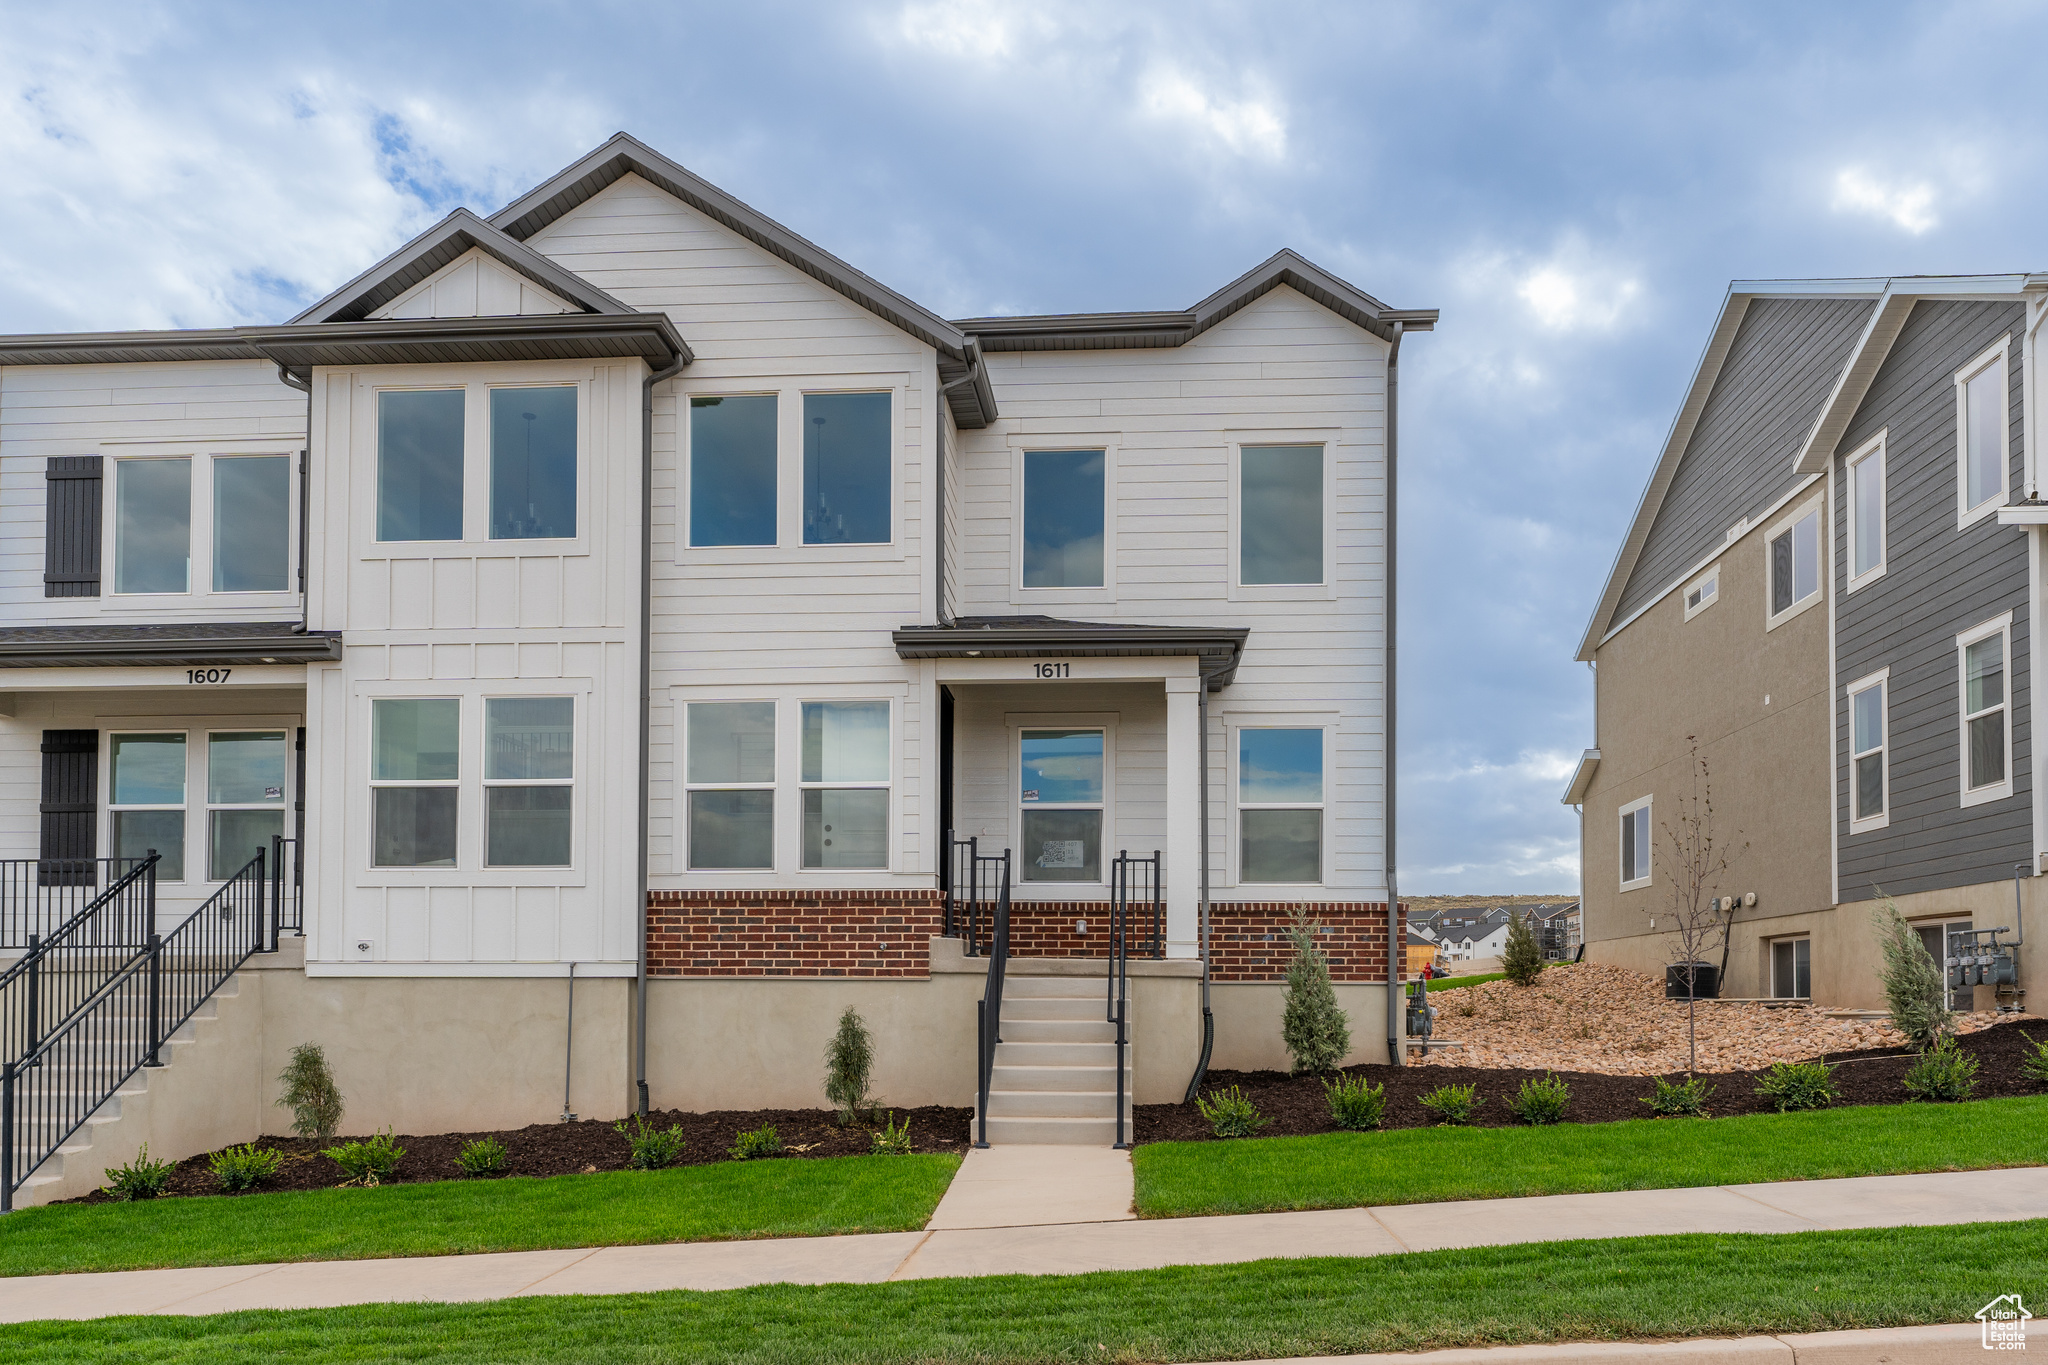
[62,1104,972,1204]
[1135,1018,2048,1142]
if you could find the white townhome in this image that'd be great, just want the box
[0,134,1431,1203]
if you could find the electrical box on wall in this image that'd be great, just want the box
[351,939,375,962]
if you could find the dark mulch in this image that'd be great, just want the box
[64,1105,972,1204]
[1136,1018,2048,1142]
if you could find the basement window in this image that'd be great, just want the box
[1770,937,1811,999]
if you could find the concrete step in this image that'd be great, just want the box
[986,1088,1130,1118]
[999,976,1106,999]
[995,1018,1116,1044]
[993,1040,1119,1068]
[998,995,1109,1021]
[983,1114,1124,1145]
[990,1063,1127,1092]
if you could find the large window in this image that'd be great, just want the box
[1958,347,2008,525]
[1240,445,1324,586]
[1020,728,1104,883]
[1767,502,1820,624]
[484,697,573,867]
[690,395,778,547]
[489,387,576,540]
[207,731,287,879]
[1021,449,1106,589]
[1619,796,1652,890]
[685,701,776,870]
[1238,727,1323,883]
[802,392,890,545]
[115,458,191,594]
[1770,937,1811,1000]
[377,389,465,542]
[371,699,459,867]
[800,701,889,867]
[1848,672,1888,831]
[109,732,186,880]
[1959,616,2011,804]
[1846,437,1885,587]
[213,456,292,592]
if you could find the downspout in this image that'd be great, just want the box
[1182,682,1214,1101]
[637,352,688,1117]
[276,364,312,634]
[1384,321,1405,1067]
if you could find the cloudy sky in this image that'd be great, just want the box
[4,1,2042,895]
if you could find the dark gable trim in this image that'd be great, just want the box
[893,617,1249,688]
[0,625,342,669]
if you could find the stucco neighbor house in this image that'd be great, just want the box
[0,133,1433,1204]
[1568,274,2047,1013]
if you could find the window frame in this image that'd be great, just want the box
[683,390,781,550]
[1844,431,1887,592]
[485,383,581,544]
[1846,667,1890,834]
[480,694,576,869]
[1011,440,1117,603]
[367,696,464,871]
[203,727,291,881]
[1955,339,2011,531]
[799,387,897,549]
[1956,612,2015,808]
[1013,722,1112,887]
[1228,433,1338,602]
[1682,564,1720,621]
[1231,723,1328,888]
[1768,935,1812,1000]
[797,697,894,872]
[681,699,779,872]
[1618,794,1653,892]
[1763,495,1824,631]
[101,445,301,605]
[105,730,191,884]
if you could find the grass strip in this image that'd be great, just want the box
[1,1219,2041,1363]
[0,1154,958,1278]
[1419,970,1508,991]
[1135,1094,2048,1217]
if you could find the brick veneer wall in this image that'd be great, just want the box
[1209,902,1404,982]
[647,890,943,978]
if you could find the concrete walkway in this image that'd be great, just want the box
[1,1162,2044,1324]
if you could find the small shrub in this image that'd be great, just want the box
[870,1112,915,1155]
[614,1114,688,1170]
[1508,1072,1570,1125]
[276,1042,344,1142]
[1753,1060,1838,1112]
[455,1137,509,1177]
[1902,1036,1979,1102]
[825,1006,875,1125]
[728,1124,784,1160]
[1871,899,1952,1052]
[1456,1001,1478,1018]
[1501,911,1544,986]
[322,1129,404,1186]
[1281,906,1351,1074]
[1195,1085,1269,1138]
[1418,1082,1484,1126]
[1641,1075,1714,1117]
[102,1144,176,1200]
[2020,1032,2048,1089]
[1322,1074,1386,1132]
[208,1142,285,1192]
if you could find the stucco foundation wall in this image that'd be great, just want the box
[1208,982,1392,1071]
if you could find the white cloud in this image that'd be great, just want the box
[1418,749,1580,788]
[887,0,1068,61]
[1831,166,1937,235]
[1139,67,1286,162]
[1515,258,1641,333]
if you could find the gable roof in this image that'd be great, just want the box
[292,208,636,324]
[1575,274,2040,660]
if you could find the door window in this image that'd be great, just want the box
[1019,728,1104,883]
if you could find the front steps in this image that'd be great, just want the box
[984,974,1131,1145]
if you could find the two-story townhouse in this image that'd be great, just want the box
[1569,274,2046,1013]
[0,134,1432,1203]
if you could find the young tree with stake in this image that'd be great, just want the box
[1645,739,1746,1075]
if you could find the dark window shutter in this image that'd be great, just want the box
[39,729,99,885]
[44,456,103,598]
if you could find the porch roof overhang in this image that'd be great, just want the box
[0,623,342,669]
[892,616,1249,689]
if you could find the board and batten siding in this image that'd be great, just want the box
[1615,297,1873,623]
[956,285,1388,900]
[1834,300,2031,901]
[520,172,943,888]
[0,359,305,625]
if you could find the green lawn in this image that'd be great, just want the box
[0,1155,958,1278]
[2,1220,2040,1363]
[1135,1095,2048,1217]
[1420,970,1508,991]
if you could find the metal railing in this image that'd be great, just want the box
[3,849,267,1211]
[0,859,149,949]
[971,848,1013,1148]
[0,855,158,1070]
[1108,850,1160,1150]
[947,832,1012,957]
[268,835,303,948]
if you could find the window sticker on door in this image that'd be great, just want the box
[264,787,283,800]
[1037,840,1083,868]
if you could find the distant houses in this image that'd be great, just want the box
[1409,901,1581,964]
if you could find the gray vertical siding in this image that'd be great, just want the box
[1616,297,1874,621]
[1834,300,2030,901]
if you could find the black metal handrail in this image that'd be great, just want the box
[947,833,1012,958]
[971,848,1012,1148]
[0,855,158,1070]
[0,858,149,949]
[268,835,303,948]
[1108,850,1160,1150]
[3,849,266,1211]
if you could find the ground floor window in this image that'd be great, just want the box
[1238,727,1323,884]
[1769,937,1810,999]
[800,700,890,869]
[207,730,287,878]
[371,699,459,868]
[484,697,574,867]
[1019,727,1104,883]
[685,700,776,870]
[110,731,187,880]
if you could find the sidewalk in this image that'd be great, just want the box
[0,1156,2043,1324]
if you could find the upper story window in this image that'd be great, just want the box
[802,393,890,545]
[1958,614,2013,806]
[1619,795,1651,890]
[689,395,778,547]
[377,389,465,542]
[115,458,191,594]
[1021,450,1106,589]
[1020,728,1105,883]
[1957,343,2009,528]
[110,453,294,598]
[1239,444,1324,586]
[684,701,776,870]
[489,388,577,540]
[1683,567,1719,620]
[1848,670,1888,831]
[1766,498,1821,628]
[213,457,292,591]
[1846,435,1886,589]
[800,700,890,867]
[377,384,579,544]
[1238,727,1324,884]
